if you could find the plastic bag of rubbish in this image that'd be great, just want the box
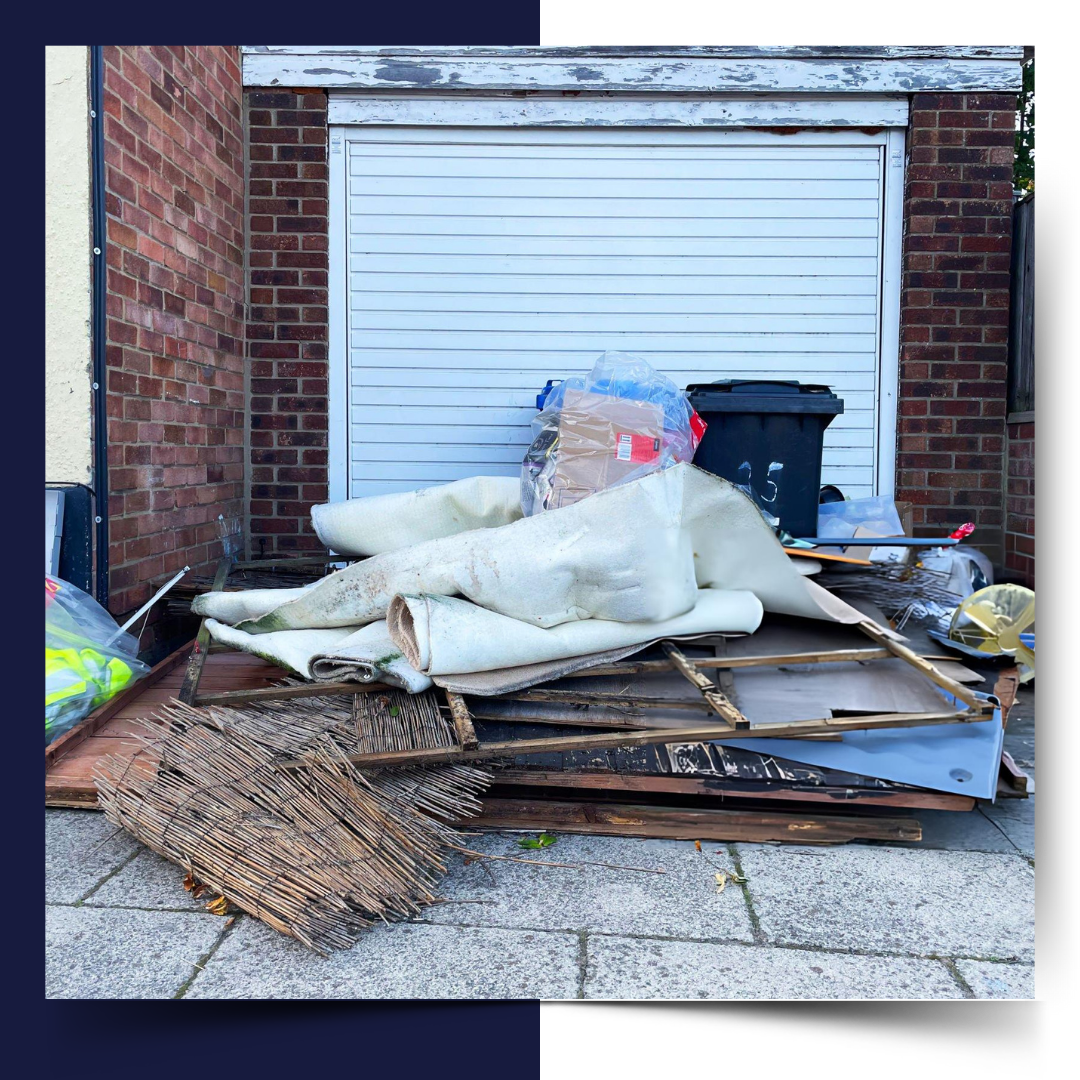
[45,576,149,745]
[521,351,704,516]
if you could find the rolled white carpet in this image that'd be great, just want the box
[387,588,764,677]
[204,618,431,692]
[204,620,356,680]
[192,586,309,624]
[312,475,522,556]
[309,620,433,693]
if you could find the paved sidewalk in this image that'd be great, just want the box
[45,690,1035,1001]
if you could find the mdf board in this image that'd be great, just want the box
[331,125,902,501]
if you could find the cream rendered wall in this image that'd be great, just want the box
[45,45,93,485]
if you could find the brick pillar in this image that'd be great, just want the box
[897,92,1017,563]
[102,46,246,619]
[246,90,329,556]
[1004,418,1035,586]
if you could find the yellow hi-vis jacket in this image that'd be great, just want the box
[45,646,137,731]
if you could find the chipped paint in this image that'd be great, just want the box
[244,54,1023,93]
[243,46,1025,61]
[372,61,447,86]
[327,92,911,129]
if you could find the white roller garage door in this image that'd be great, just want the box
[332,125,899,500]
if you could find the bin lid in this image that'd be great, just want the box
[686,379,844,415]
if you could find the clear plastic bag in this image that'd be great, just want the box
[521,351,704,515]
[816,496,905,541]
[45,576,149,745]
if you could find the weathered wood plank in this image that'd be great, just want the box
[328,93,911,129]
[45,640,192,768]
[306,708,980,771]
[491,770,975,811]
[243,46,1024,61]
[470,797,923,844]
[661,641,747,729]
[178,557,232,705]
[446,690,479,750]
[244,54,1022,93]
[195,679,389,706]
[858,620,990,713]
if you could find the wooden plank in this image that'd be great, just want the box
[329,93,911,129]
[993,667,1020,725]
[230,555,343,570]
[661,641,747,729]
[45,640,192,768]
[311,708,981,771]
[499,689,713,711]
[858,619,990,713]
[195,678,391,706]
[178,556,232,705]
[446,690,479,750]
[244,53,1022,93]
[469,709,652,730]
[491,770,975,811]
[785,547,874,566]
[470,797,922,845]
[246,47,1025,60]
[999,750,1031,794]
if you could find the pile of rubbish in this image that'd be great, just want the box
[65,351,1034,953]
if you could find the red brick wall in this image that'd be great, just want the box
[896,92,1017,563]
[245,89,330,556]
[1004,418,1034,586]
[103,45,246,617]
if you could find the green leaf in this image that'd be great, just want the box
[518,832,557,850]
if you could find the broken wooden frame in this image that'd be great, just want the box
[179,556,996,773]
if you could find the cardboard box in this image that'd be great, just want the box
[548,388,665,509]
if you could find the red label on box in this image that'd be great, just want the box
[614,432,661,464]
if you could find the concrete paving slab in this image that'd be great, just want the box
[907,808,1017,852]
[45,808,140,904]
[735,845,1034,961]
[584,936,965,1000]
[187,917,580,999]
[955,959,1035,999]
[46,905,223,999]
[980,796,1035,857]
[425,833,754,942]
[87,849,206,911]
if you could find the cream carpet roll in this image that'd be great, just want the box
[387,588,764,677]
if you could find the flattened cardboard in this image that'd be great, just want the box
[550,388,665,509]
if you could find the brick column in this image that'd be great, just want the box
[102,46,246,619]
[896,92,1017,563]
[1004,418,1034,586]
[246,90,329,556]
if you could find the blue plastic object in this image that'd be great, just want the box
[724,689,1004,800]
[536,380,563,411]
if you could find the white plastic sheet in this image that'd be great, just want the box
[311,475,522,556]
[195,465,858,636]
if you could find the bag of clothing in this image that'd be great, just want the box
[45,576,149,745]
